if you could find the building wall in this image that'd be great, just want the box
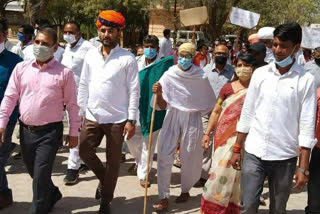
[148,9,179,39]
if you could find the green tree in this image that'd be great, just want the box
[238,0,320,27]
[27,0,49,24]
[46,0,149,47]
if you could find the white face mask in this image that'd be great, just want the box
[0,42,4,54]
[63,34,76,44]
[33,45,53,62]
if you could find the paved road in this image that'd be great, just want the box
[3,124,307,214]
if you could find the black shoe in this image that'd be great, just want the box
[0,190,13,209]
[120,154,126,163]
[48,187,62,212]
[99,200,111,214]
[63,169,79,185]
[13,152,22,160]
[193,178,207,188]
[95,182,102,200]
[9,143,17,156]
[79,164,89,172]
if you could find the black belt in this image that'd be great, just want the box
[20,121,62,133]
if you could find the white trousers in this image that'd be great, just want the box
[157,108,203,199]
[127,128,160,180]
[68,134,84,170]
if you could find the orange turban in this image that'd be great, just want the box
[96,10,125,29]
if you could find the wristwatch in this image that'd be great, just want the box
[297,167,310,176]
[127,119,137,125]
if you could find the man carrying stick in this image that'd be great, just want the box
[152,43,216,211]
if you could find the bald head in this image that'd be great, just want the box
[213,45,229,66]
[214,45,228,56]
[248,33,260,44]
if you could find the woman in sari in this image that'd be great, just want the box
[200,52,256,214]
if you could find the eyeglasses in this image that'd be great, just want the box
[179,54,192,59]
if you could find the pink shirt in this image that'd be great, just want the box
[0,59,81,136]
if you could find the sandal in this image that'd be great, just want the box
[153,198,169,211]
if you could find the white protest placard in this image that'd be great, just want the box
[228,7,260,29]
[301,27,320,49]
[180,6,209,27]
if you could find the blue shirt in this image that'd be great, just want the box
[0,49,23,124]
[203,62,234,98]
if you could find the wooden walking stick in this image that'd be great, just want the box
[143,94,158,214]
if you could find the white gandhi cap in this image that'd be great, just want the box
[257,27,275,40]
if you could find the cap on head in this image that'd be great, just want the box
[257,27,275,40]
[248,33,260,44]
[249,42,266,53]
[178,43,196,57]
[96,10,125,29]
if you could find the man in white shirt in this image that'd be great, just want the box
[61,21,94,185]
[159,29,172,58]
[230,23,317,214]
[4,40,13,52]
[126,35,161,188]
[152,43,216,211]
[78,10,139,213]
[11,24,34,58]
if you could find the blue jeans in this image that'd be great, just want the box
[241,151,297,214]
[305,147,320,214]
[0,122,17,197]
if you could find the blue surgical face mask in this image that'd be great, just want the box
[178,57,193,70]
[275,46,296,67]
[144,48,157,59]
[17,32,25,42]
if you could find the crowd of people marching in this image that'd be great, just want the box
[0,9,319,214]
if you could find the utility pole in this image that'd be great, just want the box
[173,0,178,49]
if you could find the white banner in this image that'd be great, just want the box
[180,6,209,27]
[229,7,260,29]
[301,27,320,49]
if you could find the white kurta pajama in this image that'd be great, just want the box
[156,65,216,199]
[61,38,94,171]
[126,54,161,180]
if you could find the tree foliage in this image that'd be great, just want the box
[151,0,320,41]
[45,0,149,47]
[27,0,49,24]
[238,0,320,27]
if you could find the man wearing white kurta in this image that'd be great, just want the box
[61,21,94,185]
[152,43,216,211]
[159,29,172,59]
[126,35,161,187]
